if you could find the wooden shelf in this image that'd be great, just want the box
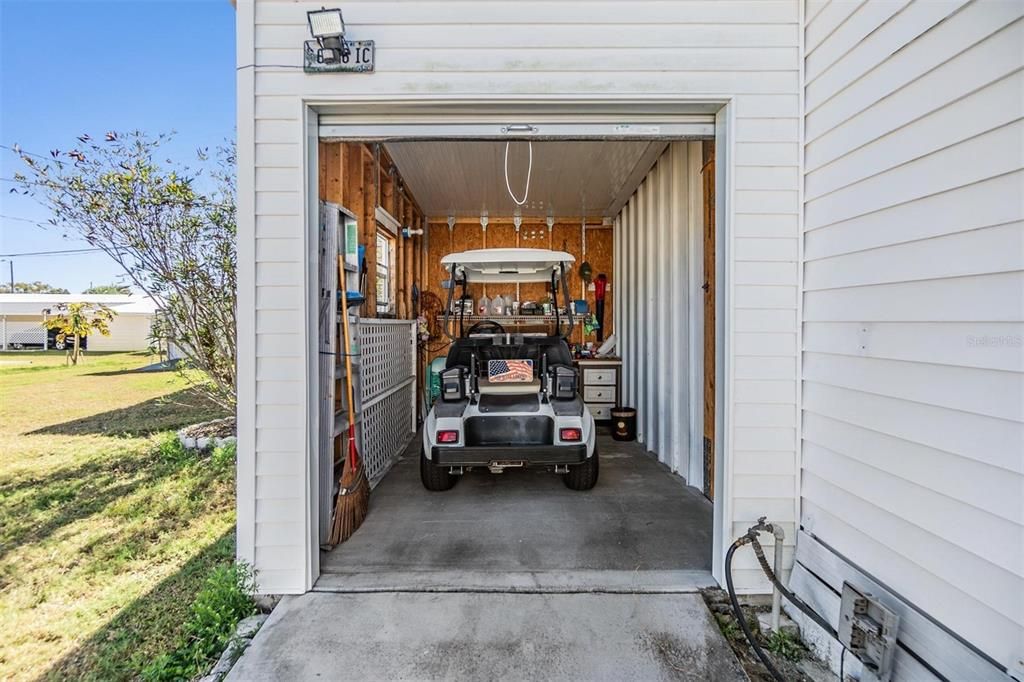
[437,314,573,325]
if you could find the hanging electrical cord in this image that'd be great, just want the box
[504,140,532,206]
[725,518,841,682]
[417,290,450,353]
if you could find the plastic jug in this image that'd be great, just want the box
[492,294,505,315]
[478,294,490,316]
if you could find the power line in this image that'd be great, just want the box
[0,247,105,257]
[0,214,41,224]
[0,143,67,165]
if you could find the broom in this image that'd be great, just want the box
[329,255,369,544]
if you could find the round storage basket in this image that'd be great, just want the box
[611,407,637,441]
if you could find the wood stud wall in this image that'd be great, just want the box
[320,141,618,378]
[318,141,426,321]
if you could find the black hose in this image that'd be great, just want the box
[725,538,786,682]
[748,533,838,638]
[724,523,844,682]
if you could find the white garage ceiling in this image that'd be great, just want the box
[384,140,666,219]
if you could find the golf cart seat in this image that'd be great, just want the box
[522,336,574,369]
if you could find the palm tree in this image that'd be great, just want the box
[42,302,116,365]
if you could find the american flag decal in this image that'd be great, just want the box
[488,359,534,383]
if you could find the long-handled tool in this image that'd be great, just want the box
[329,255,369,545]
[594,273,607,343]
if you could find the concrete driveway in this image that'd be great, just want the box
[227,591,746,681]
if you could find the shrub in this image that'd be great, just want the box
[209,441,236,475]
[155,432,192,466]
[142,563,257,681]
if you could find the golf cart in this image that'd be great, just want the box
[420,248,598,492]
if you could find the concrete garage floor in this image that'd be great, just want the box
[317,431,715,592]
[226,434,739,680]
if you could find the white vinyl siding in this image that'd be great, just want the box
[799,0,1024,672]
[239,0,801,594]
[87,315,153,352]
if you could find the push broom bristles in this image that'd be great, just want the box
[329,437,369,544]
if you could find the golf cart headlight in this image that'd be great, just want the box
[552,366,578,400]
[440,367,466,402]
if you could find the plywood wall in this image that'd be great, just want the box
[420,217,616,359]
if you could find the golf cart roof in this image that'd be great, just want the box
[442,248,575,283]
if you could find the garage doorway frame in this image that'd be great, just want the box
[300,96,734,588]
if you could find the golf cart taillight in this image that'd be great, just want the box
[440,367,466,402]
[437,430,459,444]
[560,427,582,442]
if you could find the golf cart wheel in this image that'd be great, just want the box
[563,445,599,491]
[420,446,457,492]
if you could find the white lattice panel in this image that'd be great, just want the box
[3,321,46,347]
[360,381,416,486]
[356,319,416,484]
[357,320,416,403]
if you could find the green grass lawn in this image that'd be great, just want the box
[0,351,234,681]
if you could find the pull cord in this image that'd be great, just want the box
[504,140,532,206]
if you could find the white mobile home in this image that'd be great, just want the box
[0,293,160,352]
[236,1,1023,678]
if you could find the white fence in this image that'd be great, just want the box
[317,315,416,545]
[1,319,47,349]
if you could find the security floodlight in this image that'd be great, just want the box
[307,7,348,63]
[308,7,344,39]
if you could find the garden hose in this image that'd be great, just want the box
[725,519,841,682]
[725,536,786,682]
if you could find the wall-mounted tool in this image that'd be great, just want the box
[594,274,608,342]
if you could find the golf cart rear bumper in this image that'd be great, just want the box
[431,444,587,467]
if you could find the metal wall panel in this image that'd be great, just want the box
[614,142,702,478]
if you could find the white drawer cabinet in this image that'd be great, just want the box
[584,385,614,403]
[582,368,617,385]
[576,358,621,423]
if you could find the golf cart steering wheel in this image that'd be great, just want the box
[466,320,506,337]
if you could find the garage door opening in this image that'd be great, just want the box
[311,127,721,592]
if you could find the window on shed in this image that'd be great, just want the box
[376,230,395,315]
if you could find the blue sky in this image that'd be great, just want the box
[0,0,236,293]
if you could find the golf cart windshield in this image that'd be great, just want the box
[442,248,576,340]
